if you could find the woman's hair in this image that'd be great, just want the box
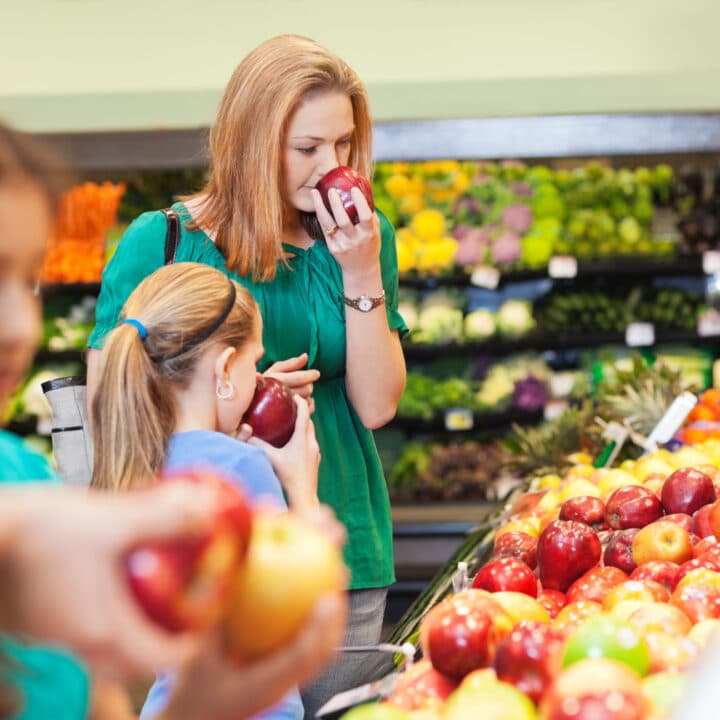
[0,122,66,213]
[91,262,258,492]
[185,34,373,282]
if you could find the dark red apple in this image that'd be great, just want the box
[126,469,253,633]
[693,504,715,538]
[491,530,538,569]
[493,621,565,705]
[629,561,680,594]
[472,557,538,597]
[661,467,716,516]
[559,496,607,529]
[537,520,602,593]
[604,485,662,530]
[420,595,502,679]
[241,376,297,447]
[603,529,640,574]
[316,166,374,225]
[537,589,567,620]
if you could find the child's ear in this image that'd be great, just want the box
[214,346,237,381]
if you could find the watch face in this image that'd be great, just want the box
[358,297,373,312]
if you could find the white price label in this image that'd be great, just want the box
[470,264,500,289]
[444,408,474,431]
[703,250,720,275]
[698,310,720,337]
[548,255,578,279]
[625,322,655,347]
[544,400,569,421]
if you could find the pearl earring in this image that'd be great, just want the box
[216,379,235,401]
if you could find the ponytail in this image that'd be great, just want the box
[91,324,174,491]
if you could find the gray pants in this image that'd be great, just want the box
[301,587,388,719]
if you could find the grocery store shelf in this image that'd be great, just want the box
[35,349,86,364]
[389,408,543,434]
[33,113,720,171]
[399,255,708,290]
[42,282,101,298]
[403,328,720,359]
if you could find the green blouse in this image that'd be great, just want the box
[88,203,407,589]
[0,431,90,720]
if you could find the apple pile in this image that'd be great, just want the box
[126,468,345,659]
[346,442,720,720]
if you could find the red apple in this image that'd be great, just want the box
[708,499,720,539]
[241,376,298,447]
[472,557,538,597]
[674,556,720,589]
[316,166,375,224]
[629,561,680,594]
[223,510,345,659]
[602,579,670,610]
[537,520,602,593]
[698,541,720,564]
[605,485,662,530]
[642,630,697,673]
[559,496,607,529]
[603,529,640,574]
[491,530,538,569]
[541,658,646,720]
[493,621,565,704]
[694,535,718,558]
[661,467,716,515]
[419,595,503,679]
[663,513,694,534]
[126,469,253,633]
[693,504,715,538]
[626,602,693,637]
[671,582,720,623]
[387,658,458,711]
[566,567,626,605]
[553,601,603,636]
[631,520,694,566]
[537,589,567,620]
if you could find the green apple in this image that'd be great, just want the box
[443,680,537,720]
[340,702,410,720]
[562,614,650,676]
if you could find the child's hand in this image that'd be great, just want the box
[247,395,320,515]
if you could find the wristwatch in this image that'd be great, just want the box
[343,289,386,313]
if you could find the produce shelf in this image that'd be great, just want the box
[389,408,543,433]
[398,255,707,290]
[41,282,101,299]
[402,327,720,359]
[34,349,86,364]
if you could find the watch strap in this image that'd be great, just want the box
[343,289,386,312]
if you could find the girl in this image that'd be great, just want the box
[91,261,320,720]
[86,35,407,714]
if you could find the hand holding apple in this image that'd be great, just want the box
[241,376,298,448]
[126,469,253,633]
[316,166,375,225]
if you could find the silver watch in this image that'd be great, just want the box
[343,289,386,313]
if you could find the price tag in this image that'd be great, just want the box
[444,408,474,431]
[544,400,569,421]
[698,310,720,337]
[548,255,578,279]
[470,264,500,289]
[625,322,655,347]
[703,250,720,275]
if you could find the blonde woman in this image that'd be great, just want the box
[86,34,407,714]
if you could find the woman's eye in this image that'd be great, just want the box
[298,147,316,155]
[338,138,352,147]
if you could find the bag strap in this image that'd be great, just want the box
[160,207,180,265]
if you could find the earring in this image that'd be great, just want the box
[216,379,235,401]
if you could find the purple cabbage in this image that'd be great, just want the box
[512,376,549,410]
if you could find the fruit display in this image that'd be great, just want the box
[374,160,677,277]
[342,438,720,720]
[674,164,720,255]
[42,181,125,283]
[676,388,720,444]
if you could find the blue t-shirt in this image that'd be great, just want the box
[141,430,304,720]
[0,431,90,720]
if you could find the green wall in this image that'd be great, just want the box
[4,0,720,132]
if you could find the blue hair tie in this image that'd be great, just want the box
[123,318,148,340]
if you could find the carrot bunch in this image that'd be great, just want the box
[676,388,720,444]
[42,181,126,283]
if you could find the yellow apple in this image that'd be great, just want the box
[491,591,550,625]
[597,469,641,499]
[687,618,720,647]
[223,511,345,659]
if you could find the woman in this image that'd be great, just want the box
[86,33,407,714]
